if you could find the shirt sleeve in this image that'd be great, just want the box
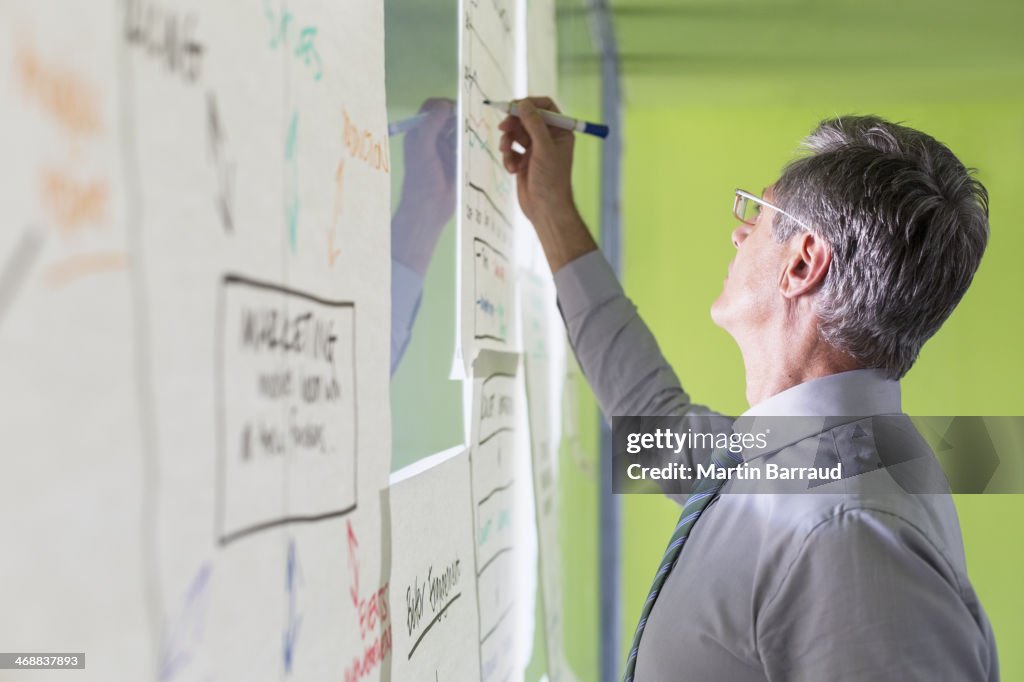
[553,249,714,421]
[391,258,425,376]
[757,507,998,682]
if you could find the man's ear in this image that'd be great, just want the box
[780,232,830,299]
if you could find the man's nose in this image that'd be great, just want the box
[731,223,752,249]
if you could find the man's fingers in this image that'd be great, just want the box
[502,147,524,173]
[501,140,523,173]
[500,118,533,171]
[521,96,560,113]
[507,145,531,176]
[498,96,559,173]
[499,126,529,153]
[516,99,553,152]
[498,115,525,135]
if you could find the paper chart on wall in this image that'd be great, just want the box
[127,1,394,680]
[522,267,582,682]
[526,0,558,110]
[468,350,522,681]
[0,1,394,680]
[0,3,150,679]
[456,0,519,377]
[387,447,481,682]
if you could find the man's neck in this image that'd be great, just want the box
[739,331,861,408]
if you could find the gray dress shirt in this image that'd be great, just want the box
[553,250,998,681]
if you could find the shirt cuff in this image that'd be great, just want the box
[553,249,624,321]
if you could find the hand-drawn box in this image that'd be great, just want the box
[216,275,357,544]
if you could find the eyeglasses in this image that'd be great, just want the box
[733,189,811,230]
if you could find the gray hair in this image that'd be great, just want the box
[772,115,989,379]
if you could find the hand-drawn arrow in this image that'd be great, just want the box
[328,159,344,267]
[346,519,360,607]
[206,92,235,233]
[283,539,303,674]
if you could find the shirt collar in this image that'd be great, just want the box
[734,369,902,462]
[741,368,901,418]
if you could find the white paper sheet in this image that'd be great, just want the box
[0,4,148,680]
[132,3,393,680]
[521,269,577,682]
[467,350,523,681]
[456,0,519,376]
[0,2,393,680]
[387,447,481,682]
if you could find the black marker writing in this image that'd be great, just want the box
[123,0,204,84]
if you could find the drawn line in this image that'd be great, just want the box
[467,183,512,229]
[489,0,512,36]
[479,601,514,643]
[478,426,513,447]
[0,225,44,326]
[466,19,513,92]
[222,273,355,308]
[218,503,358,546]
[213,281,227,554]
[46,250,129,287]
[469,0,512,36]
[463,71,491,103]
[407,592,463,660]
[477,546,513,577]
[477,479,514,506]
[480,369,515,385]
[471,237,510,345]
[466,124,506,172]
[466,111,493,137]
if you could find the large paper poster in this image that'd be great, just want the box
[0,1,393,680]
[129,2,394,680]
[468,350,522,681]
[387,448,481,682]
[0,3,148,679]
[457,0,519,375]
[521,270,577,682]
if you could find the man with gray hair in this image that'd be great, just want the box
[499,99,997,680]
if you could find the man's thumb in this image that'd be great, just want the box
[517,99,552,150]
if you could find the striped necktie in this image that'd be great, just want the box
[622,447,744,682]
